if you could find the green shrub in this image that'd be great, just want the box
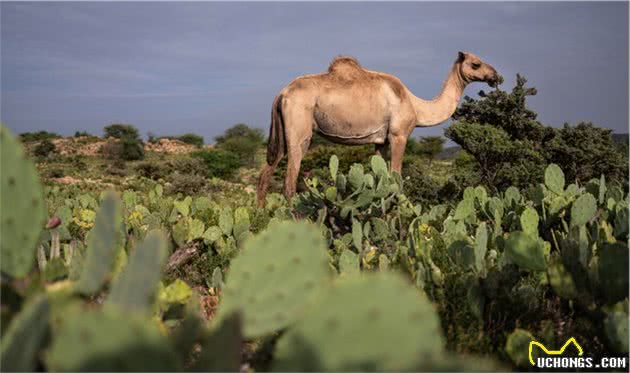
[135,161,168,180]
[177,133,204,148]
[402,159,441,206]
[214,124,264,166]
[166,172,207,195]
[33,139,56,159]
[119,138,144,161]
[191,149,243,179]
[103,124,140,140]
[19,131,60,143]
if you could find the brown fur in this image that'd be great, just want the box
[256,52,499,207]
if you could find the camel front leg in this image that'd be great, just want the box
[389,135,408,174]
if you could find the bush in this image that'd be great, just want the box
[177,133,204,148]
[33,139,56,159]
[19,131,60,143]
[402,159,441,206]
[191,149,243,179]
[101,139,144,161]
[135,161,168,180]
[44,168,65,178]
[215,124,264,166]
[166,172,207,195]
[103,124,140,140]
[120,138,144,161]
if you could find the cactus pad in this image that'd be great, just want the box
[47,308,179,371]
[544,163,565,195]
[107,230,168,313]
[215,221,330,338]
[505,231,547,271]
[0,294,50,371]
[0,125,46,277]
[570,193,597,227]
[273,272,444,371]
[75,192,122,295]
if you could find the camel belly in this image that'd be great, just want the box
[313,93,390,145]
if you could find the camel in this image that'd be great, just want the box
[256,51,500,207]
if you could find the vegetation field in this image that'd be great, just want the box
[1,76,628,371]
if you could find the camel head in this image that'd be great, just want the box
[456,51,502,88]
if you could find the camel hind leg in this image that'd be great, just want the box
[282,106,313,203]
[256,155,283,208]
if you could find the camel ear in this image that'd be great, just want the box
[457,51,466,63]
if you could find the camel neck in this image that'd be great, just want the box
[410,64,466,127]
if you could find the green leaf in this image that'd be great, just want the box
[187,219,205,242]
[370,155,388,176]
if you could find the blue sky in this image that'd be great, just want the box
[1,2,628,143]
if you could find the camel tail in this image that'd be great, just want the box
[266,94,286,164]
[257,94,285,207]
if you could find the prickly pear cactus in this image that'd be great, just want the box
[545,163,565,195]
[0,294,50,372]
[273,272,444,371]
[107,230,168,313]
[504,231,547,271]
[0,125,47,277]
[570,193,597,227]
[75,192,122,295]
[47,308,180,371]
[215,221,330,338]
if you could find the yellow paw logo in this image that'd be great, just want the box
[528,337,584,366]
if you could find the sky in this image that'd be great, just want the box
[1,1,628,144]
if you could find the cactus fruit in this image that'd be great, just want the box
[107,230,168,313]
[76,192,122,295]
[544,163,565,195]
[0,125,47,277]
[570,193,597,227]
[0,294,50,371]
[215,221,330,338]
[273,272,444,371]
[504,231,547,271]
[47,308,180,371]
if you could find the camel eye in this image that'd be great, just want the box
[471,62,481,70]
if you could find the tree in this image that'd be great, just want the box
[104,124,140,140]
[445,74,627,192]
[102,124,144,161]
[416,136,445,165]
[19,131,60,143]
[215,124,264,166]
[544,122,628,187]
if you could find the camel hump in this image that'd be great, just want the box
[327,56,365,78]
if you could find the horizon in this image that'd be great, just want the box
[1,2,628,143]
